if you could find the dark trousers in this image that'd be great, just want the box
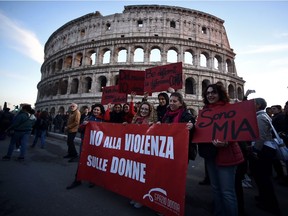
[235,161,247,215]
[250,146,280,211]
[67,132,78,156]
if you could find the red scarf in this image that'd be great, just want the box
[133,116,149,124]
[204,101,227,109]
[162,107,184,123]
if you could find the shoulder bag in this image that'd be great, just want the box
[263,114,288,161]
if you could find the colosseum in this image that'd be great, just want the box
[35,4,245,116]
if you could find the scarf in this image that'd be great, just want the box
[162,107,185,123]
[204,101,227,109]
[133,115,150,124]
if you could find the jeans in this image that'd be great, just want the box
[7,131,30,158]
[32,129,47,148]
[206,159,238,216]
[67,132,78,156]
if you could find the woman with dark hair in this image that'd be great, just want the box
[156,92,169,122]
[198,84,244,216]
[122,92,136,124]
[109,103,123,123]
[162,92,196,160]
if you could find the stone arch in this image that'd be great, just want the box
[185,77,196,95]
[226,59,233,73]
[237,86,243,100]
[184,50,193,65]
[70,78,79,94]
[64,55,73,69]
[228,84,235,99]
[51,62,56,73]
[87,50,97,65]
[134,47,144,62]
[214,55,222,71]
[98,76,107,92]
[167,47,178,63]
[59,80,68,95]
[202,79,210,93]
[57,59,63,72]
[200,52,209,67]
[103,49,111,64]
[83,77,92,93]
[75,52,83,67]
[117,48,127,63]
[150,47,161,62]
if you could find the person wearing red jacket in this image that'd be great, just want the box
[198,84,244,216]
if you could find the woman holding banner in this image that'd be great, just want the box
[198,84,244,216]
[129,101,158,208]
[161,92,196,160]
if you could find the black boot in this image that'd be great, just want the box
[66,180,82,190]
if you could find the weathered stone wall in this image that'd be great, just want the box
[35,5,245,115]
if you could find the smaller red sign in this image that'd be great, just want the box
[118,70,146,95]
[101,85,127,105]
[144,62,183,93]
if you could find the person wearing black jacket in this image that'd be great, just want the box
[31,111,49,148]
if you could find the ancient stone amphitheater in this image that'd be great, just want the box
[35,5,245,115]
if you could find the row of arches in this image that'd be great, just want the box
[38,73,242,101]
[42,46,234,79]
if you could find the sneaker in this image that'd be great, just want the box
[66,180,82,190]
[2,155,11,161]
[134,202,143,208]
[244,174,252,182]
[14,148,20,152]
[242,179,253,188]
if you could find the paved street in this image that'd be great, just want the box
[0,133,287,216]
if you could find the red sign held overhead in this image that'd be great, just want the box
[144,62,183,93]
[101,85,127,105]
[192,99,259,143]
[118,70,146,95]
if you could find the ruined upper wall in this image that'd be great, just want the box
[44,4,233,59]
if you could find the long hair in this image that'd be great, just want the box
[202,84,230,105]
[158,92,169,106]
[132,101,157,123]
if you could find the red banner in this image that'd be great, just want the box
[192,99,259,143]
[118,69,146,95]
[144,62,183,93]
[77,122,189,216]
[101,85,127,105]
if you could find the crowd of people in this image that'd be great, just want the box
[1,85,288,216]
